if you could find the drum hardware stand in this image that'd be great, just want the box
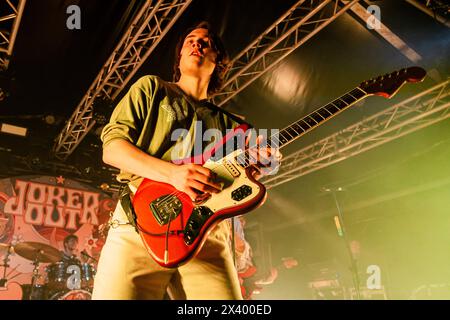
[324,187,362,300]
[0,244,12,288]
[29,250,43,300]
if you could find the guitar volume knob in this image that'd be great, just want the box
[188,220,199,230]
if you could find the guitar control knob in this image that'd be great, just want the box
[184,231,194,245]
[188,220,199,230]
[197,206,213,216]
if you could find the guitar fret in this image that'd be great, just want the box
[333,99,347,109]
[347,93,357,100]
[305,116,318,126]
[310,112,324,123]
[299,119,311,130]
[318,107,332,118]
[292,123,305,133]
[326,103,339,113]
[270,135,281,147]
[286,126,299,138]
[349,88,364,100]
[353,87,366,97]
[279,133,289,144]
[342,94,356,105]
[281,129,293,139]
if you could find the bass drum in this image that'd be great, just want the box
[49,289,92,300]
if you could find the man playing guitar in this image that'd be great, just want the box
[92,21,281,300]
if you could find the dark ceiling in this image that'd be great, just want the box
[0,0,449,298]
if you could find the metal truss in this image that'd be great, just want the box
[53,0,192,160]
[346,1,422,63]
[0,150,121,194]
[405,0,450,28]
[261,79,450,189]
[0,0,26,70]
[212,0,360,107]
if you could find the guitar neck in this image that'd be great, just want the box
[270,86,368,149]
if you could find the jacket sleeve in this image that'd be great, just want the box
[101,76,157,148]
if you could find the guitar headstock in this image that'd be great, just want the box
[359,66,426,98]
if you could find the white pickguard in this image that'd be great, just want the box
[200,149,263,212]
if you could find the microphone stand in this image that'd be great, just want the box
[81,250,98,263]
[325,187,362,300]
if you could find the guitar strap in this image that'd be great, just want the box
[202,101,252,128]
[119,185,139,233]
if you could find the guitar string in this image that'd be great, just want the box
[155,151,262,210]
[153,136,283,213]
[142,90,366,241]
[151,85,366,209]
[154,148,261,209]
[153,120,289,209]
[136,154,257,240]
[142,95,351,221]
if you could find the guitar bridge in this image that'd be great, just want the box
[150,195,182,226]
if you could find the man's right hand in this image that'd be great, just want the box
[168,163,222,201]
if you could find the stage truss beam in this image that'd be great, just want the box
[261,79,450,189]
[404,0,450,28]
[0,0,26,70]
[212,0,360,107]
[53,0,192,160]
[344,1,423,63]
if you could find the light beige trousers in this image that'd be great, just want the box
[91,200,242,300]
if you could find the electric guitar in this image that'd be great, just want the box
[132,66,426,268]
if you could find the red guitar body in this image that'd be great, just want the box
[132,124,268,268]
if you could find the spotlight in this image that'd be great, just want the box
[100,183,110,191]
[44,115,56,125]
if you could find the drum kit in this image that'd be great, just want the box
[0,242,96,300]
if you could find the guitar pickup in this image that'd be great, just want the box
[223,160,240,177]
[231,185,252,202]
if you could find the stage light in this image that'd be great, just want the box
[44,115,56,125]
[263,61,306,106]
[100,183,110,191]
[0,123,27,137]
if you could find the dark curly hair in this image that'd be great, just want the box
[173,21,230,96]
[63,234,78,245]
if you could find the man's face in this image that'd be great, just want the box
[178,28,217,79]
[65,238,78,253]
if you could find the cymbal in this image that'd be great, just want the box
[0,243,14,255]
[14,242,62,263]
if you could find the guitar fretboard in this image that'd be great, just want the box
[273,86,367,148]
[236,86,368,167]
